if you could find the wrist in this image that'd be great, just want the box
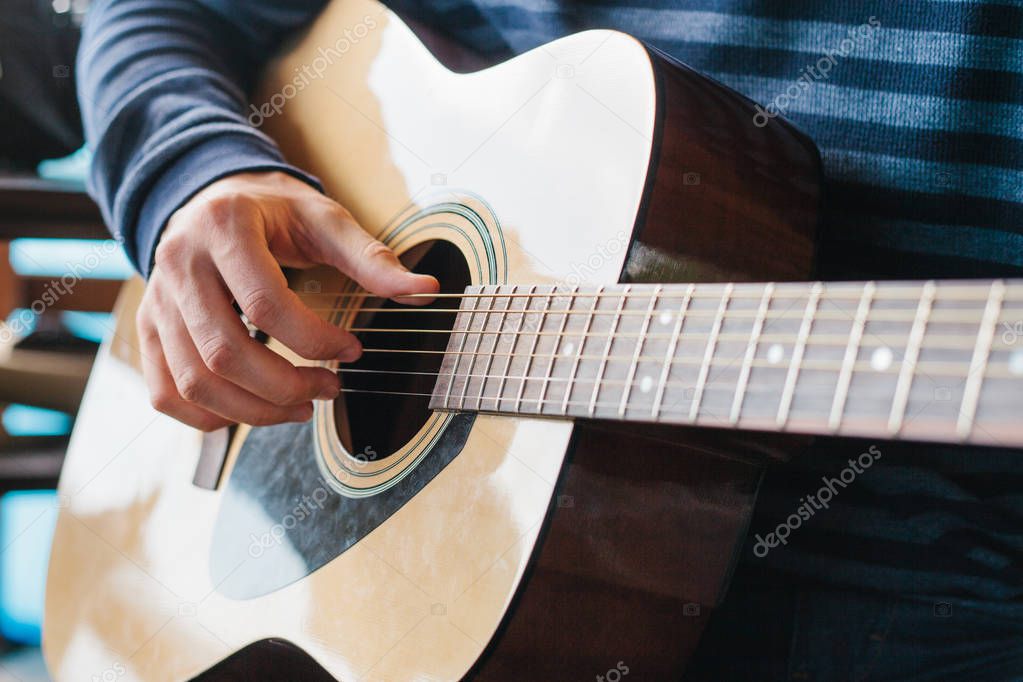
[136,135,322,277]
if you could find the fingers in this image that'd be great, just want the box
[139,172,442,431]
[156,311,314,426]
[174,266,341,405]
[137,310,232,432]
[212,237,363,362]
[304,207,440,304]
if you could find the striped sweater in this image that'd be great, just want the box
[78,0,1023,601]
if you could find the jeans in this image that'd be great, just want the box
[687,570,1023,682]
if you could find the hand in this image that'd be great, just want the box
[137,171,439,431]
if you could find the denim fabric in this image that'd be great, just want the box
[689,569,1023,681]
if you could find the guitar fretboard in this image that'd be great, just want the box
[429,281,1023,447]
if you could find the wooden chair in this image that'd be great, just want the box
[0,173,119,314]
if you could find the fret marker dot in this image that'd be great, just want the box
[562,342,575,357]
[640,376,654,393]
[767,344,784,365]
[1010,350,1023,376]
[871,346,893,372]
[658,311,673,326]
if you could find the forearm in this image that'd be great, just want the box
[77,0,439,430]
[76,0,325,275]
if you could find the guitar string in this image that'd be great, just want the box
[295,286,1023,302]
[345,355,1023,382]
[250,287,1022,402]
[336,354,1023,409]
[304,306,1023,325]
[335,385,1010,416]
[243,325,1023,370]
[337,385,768,412]
[341,327,1020,350]
[329,343,1021,398]
[336,363,1021,385]
[290,289,1023,347]
[325,341,1022,401]
[316,334,1020,375]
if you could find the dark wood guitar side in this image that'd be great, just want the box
[468,49,820,680]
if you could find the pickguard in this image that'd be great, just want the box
[210,194,501,599]
[209,413,473,599]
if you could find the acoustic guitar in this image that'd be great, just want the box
[43,0,1023,679]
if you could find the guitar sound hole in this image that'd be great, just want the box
[335,240,469,460]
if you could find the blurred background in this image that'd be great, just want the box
[2,1,132,678]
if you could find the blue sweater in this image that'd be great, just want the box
[78,0,1023,602]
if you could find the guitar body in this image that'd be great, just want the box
[43,1,819,679]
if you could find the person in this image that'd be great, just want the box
[0,1,88,334]
[76,1,1023,679]
[0,0,85,171]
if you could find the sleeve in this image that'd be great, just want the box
[76,0,329,275]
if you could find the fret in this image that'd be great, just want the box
[536,285,577,414]
[776,282,822,427]
[957,279,1005,439]
[426,280,1023,450]
[828,282,874,432]
[474,288,515,411]
[887,281,936,435]
[618,285,661,418]
[730,283,773,424]
[588,286,630,417]
[432,311,462,402]
[487,284,523,410]
[442,291,481,409]
[563,287,604,414]
[689,283,733,422]
[458,287,497,409]
[545,288,591,415]
[512,286,546,411]
[652,284,695,419]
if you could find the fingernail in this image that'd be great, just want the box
[290,404,314,422]
[338,345,362,363]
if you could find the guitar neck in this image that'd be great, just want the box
[429,280,1023,447]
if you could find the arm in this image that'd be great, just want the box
[78,0,438,429]
[78,0,328,275]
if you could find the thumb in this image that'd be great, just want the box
[309,209,440,303]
